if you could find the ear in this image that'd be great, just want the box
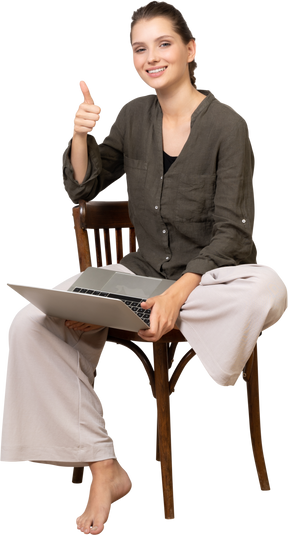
[187,39,196,63]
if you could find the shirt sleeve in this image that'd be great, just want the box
[183,117,256,275]
[62,109,125,204]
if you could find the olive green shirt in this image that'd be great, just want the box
[63,91,257,280]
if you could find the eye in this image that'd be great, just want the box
[135,42,171,54]
[134,47,146,54]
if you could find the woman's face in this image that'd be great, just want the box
[131,16,195,92]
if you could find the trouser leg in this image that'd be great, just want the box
[1,274,114,466]
[177,264,287,386]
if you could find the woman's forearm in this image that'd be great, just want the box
[163,272,201,307]
[71,133,88,184]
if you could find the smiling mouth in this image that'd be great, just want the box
[146,66,167,74]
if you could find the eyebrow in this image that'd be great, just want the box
[132,34,174,47]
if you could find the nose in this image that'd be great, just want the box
[147,47,159,64]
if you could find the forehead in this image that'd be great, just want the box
[131,16,177,44]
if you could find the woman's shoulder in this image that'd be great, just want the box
[208,92,248,130]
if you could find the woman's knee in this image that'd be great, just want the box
[251,266,287,322]
[9,304,43,340]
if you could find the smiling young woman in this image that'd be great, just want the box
[1,2,287,535]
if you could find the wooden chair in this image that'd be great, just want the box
[71,199,270,519]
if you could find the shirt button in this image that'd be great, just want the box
[155,206,158,210]
[160,176,163,180]
[162,229,167,233]
[242,219,246,223]
[166,256,170,261]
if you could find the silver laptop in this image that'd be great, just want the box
[8,267,175,332]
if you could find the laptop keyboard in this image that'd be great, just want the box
[72,287,151,327]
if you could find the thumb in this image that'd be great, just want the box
[76,77,97,104]
[141,297,154,309]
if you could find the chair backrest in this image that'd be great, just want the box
[72,200,136,272]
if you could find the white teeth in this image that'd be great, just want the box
[147,67,166,74]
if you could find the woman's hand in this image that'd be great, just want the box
[138,293,181,341]
[65,320,103,332]
[137,272,201,342]
[74,81,101,135]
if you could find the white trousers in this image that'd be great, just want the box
[1,264,286,466]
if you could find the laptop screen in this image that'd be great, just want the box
[101,272,161,299]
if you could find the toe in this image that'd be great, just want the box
[73,513,89,535]
[90,524,104,534]
[73,515,80,533]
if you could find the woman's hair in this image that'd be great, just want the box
[131,1,197,88]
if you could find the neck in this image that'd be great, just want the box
[156,81,205,122]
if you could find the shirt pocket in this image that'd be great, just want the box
[175,173,216,222]
[124,155,148,211]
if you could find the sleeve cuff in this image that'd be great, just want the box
[62,135,102,203]
[182,258,218,276]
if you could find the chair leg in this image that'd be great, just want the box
[246,346,270,490]
[69,466,86,487]
[153,342,174,519]
[156,424,160,462]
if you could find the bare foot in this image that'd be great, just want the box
[76,459,132,534]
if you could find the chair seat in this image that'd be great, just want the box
[108,327,186,343]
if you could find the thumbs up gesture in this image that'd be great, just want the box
[74,81,101,135]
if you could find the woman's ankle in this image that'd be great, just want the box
[89,458,117,474]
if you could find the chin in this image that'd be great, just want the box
[133,72,155,91]
[143,76,170,91]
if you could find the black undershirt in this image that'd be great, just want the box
[163,151,177,174]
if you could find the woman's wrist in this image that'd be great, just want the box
[163,272,201,307]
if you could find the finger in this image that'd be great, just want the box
[65,320,77,327]
[65,321,85,330]
[78,104,101,115]
[141,298,154,309]
[138,329,150,340]
[97,102,104,115]
[76,77,97,104]
[138,330,161,342]
[74,113,98,134]
[82,324,103,331]
[138,313,159,339]
[66,321,84,326]
[74,117,99,133]
[66,320,103,331]
[74,105,101,136]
